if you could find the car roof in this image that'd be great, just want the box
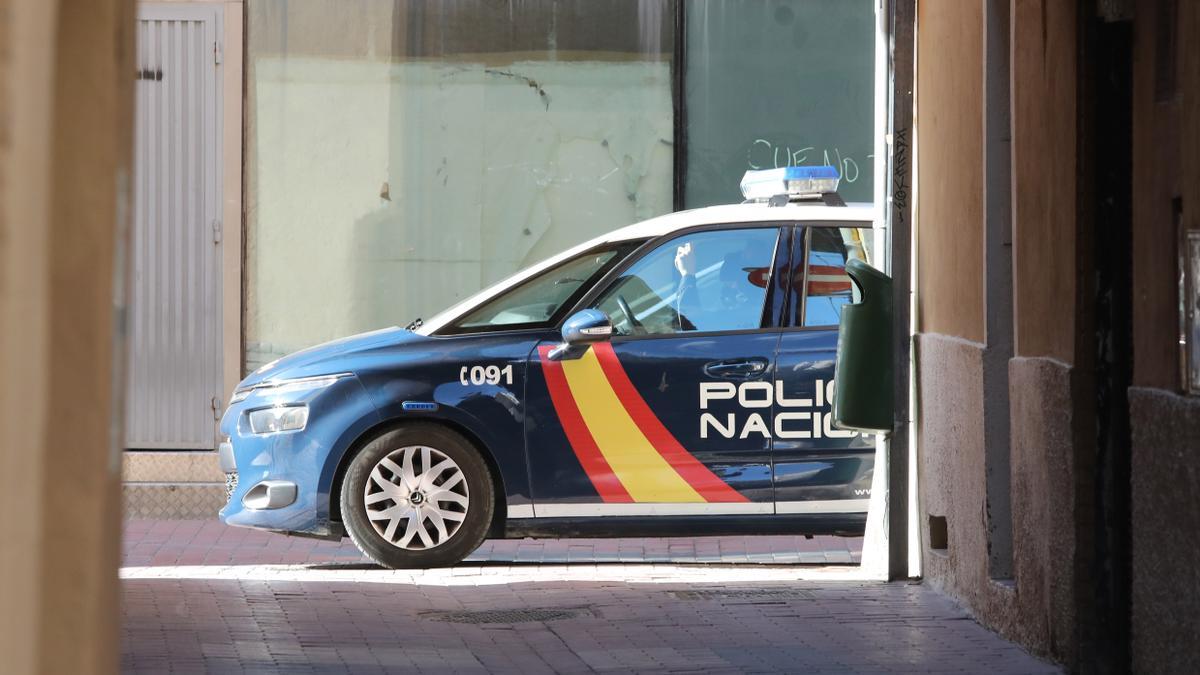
[417,201,878,335]
[602,201,877,243]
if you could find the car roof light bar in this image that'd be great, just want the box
[740,165,842,204]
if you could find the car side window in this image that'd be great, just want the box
[592,228,780,336]
[801,227,872,327]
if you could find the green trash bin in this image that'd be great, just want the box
[832,258,894,435]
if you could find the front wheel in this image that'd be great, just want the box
[340,424,494,569]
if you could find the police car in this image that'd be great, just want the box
[219,167,877,568]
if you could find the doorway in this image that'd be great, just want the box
[125,3,224,451]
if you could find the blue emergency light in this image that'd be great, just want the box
[740,165,841,201]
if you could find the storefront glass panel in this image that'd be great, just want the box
[245,1,675,368]
[682,0,875,207]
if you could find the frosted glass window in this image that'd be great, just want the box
[244,0,676,369]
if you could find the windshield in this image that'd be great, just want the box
[451,247,627,330]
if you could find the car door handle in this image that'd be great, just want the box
[703,358,769,379]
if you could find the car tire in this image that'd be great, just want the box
[340,424,494,569]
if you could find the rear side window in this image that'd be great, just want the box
[801,226,872,327]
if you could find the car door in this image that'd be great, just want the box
[524,225,790,516]
[772,223,875,513]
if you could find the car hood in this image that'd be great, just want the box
[238,327,421,389]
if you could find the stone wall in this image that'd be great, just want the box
[1130,388,1200,674]
[1006,356,1082,660]
[916,335,1084,668]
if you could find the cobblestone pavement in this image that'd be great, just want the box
[121,520,1059,674]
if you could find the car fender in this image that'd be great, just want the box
[319,393,521,528]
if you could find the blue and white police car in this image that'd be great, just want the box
[219,167,878,568]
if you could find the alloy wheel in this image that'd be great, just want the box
[363,445,469,550]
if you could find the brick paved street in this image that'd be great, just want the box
[121,519,864,567]
[121,520,1059,674]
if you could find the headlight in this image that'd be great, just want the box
[248,406,309,434]
[230,372,350,404]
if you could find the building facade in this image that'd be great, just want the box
[913,1,1199,672]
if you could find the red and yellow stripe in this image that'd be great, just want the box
[539,342,747,504]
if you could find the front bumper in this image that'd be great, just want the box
[218,374,381,536]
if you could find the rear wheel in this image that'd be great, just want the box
[340,424,494,569]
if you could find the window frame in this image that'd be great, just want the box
[787,221,875,331]
[567,221,792,341]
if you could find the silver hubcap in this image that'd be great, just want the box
[364,446,469,550]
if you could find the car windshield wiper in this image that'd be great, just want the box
[405,317,423,330]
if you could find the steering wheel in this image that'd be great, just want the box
[615,295,644,334]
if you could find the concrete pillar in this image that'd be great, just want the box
[0,1,135,673]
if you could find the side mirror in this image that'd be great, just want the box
[548,309,612,360]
